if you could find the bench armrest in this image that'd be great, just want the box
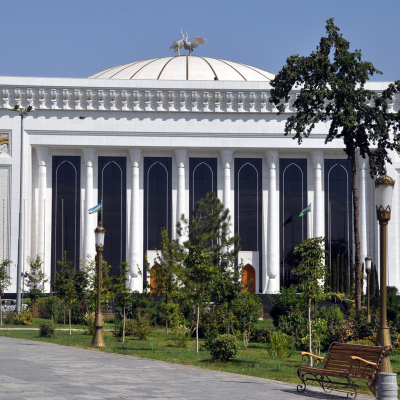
[351,356,377,366]
[301,351,324,361]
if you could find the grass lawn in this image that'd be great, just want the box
[1,322,399,394]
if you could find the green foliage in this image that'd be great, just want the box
[250,325,274,344]
[25,255,47,304]
[173,324,190,348]
[0,259,11,295]
[269,285,304,327]
[386,286,400,327]
[7,310,34,325]
[39,321,55,338]
[277,310,307,350]
[232,292,262,350]
[269,331,293,359]
[151,229,183,332]
[270,18,400,312]
[85,311,95,335]
[40,295,61,321]
[115,293,160,325]
[209,334,238,363]
[131,309,153,340]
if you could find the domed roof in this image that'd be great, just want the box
[88,56,274,82]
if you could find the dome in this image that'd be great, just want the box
[88,56,274,82]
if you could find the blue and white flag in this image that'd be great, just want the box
[298,203,311,217]
[88,202,102,214]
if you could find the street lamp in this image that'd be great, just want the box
[365,255,372,323]
[9,105,33,313]
[375,168,394,373]
[92,225,106,348]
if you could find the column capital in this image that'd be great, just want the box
[266,150,278,168]
[174,149,187,168]
[220,149,234,168]
[129,149,142,167]
[83,148,96,166]
[311,150,324,169]
[36,146,49,166]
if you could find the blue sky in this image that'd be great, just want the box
[1,0,399,81]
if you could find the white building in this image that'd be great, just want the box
[0,55,399,296]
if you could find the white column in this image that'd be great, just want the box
[129,149,142,292]
[175,149,187,245]
[83,148,96,262]
[36,147,48,263]
[312,151,324,238]
[220,150,234,212]
[358,154,368,294]
[266,150,279,293]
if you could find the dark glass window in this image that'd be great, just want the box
[189,158,217,218]
[325,159,352,291]
[51,156,81,280]
[98,157,126,276]
[144,157,172,256]
[235,158,262,291]
[279,159,307,288]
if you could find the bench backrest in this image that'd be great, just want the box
[323,342,389,380]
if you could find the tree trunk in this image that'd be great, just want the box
[227,303,230,334]
[123,306,126,343]
[196,303,200,353]
[165,317,168,334]
[69,307,71,336]
[308,298,312,367]
[351,151,362,312]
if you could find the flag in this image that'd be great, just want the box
[88,202,101,214]
[283,214,293,226]
[298,203,311,217]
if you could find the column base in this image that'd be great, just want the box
[377,373,398,400]
[265,278,278,294]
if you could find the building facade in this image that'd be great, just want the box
[1,56,399,295]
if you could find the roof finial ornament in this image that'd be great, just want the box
[169,29,185,56]
[169,30,206,56]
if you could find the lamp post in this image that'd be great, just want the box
[92,225,106,348]
[375,168,394,373]
[365,255,372,323]
[9,105,33,313]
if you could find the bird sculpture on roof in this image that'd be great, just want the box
[170,29,185,56]
[183,31,207,55]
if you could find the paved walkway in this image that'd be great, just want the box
[0,337,374,400]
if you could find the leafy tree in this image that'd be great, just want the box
[183,245,218,353]
[232,292,262,350]
[53,254,79,335]
[293,237,326,361]
[151,229,183,333]
[270,18,400,312]
[0,259,11,326]
[25,255,47,318]
[113,261,132,343]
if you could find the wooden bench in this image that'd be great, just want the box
[297,342,391,398]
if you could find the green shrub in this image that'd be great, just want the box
[269,331,293,359]
[39,296,61,320]
[113,319,136,338]
[269,285,304,327]
[209,334,238,363]
[39,321,55,338]
[277,310,307,349]
[10,311,34,326]
[131,310,153,340]
[85,311,95,336]
[250,325,273,343]
[173,324,190,348]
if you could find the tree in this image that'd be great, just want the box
[183,245,218,353]
[25,255,47,318]
[113,261,132,343]
[0,259,11,326]
[270,18,400,312]
[232,292,262,350]
[53,254,79,335]
[293,237,326,362]
[151,229,183,334]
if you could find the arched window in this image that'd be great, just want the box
[98,157,126,276]
[280,159,307,288]
[52,156,80,280]
[149,264,161,294]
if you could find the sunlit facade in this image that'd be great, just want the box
[0,56,399,295]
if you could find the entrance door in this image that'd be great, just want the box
[242,264,256,293]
